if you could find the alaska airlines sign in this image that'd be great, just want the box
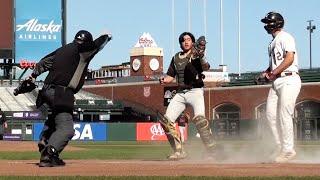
[15,0,63,63]
[16,18,62,41]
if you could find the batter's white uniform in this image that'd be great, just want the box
[266,30,301,153]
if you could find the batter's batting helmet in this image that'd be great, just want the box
[74,30,93,44]
[261,12,284,34]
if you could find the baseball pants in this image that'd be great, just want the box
[165,88,205,123]
[266,75,301,153]
[39,86,75,153]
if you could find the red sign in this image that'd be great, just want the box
[19,60,36,69]
[95,79,102,85]
[136,123,187,141]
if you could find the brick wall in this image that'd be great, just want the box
[84,83,320,120]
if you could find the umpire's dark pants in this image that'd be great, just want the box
[39,85,75,153]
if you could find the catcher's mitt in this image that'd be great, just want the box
[254,73,269,85]
[192,36,206,59]
[13,79,37,96]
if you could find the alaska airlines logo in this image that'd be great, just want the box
[16,19,61,34]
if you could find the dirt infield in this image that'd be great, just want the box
[1,141,320,177]
[0,160,320,176]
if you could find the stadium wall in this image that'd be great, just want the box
[84,82,320,120]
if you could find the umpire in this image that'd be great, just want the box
[0,108,7,129]
[28,30,111,167]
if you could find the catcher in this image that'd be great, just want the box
[159,32,215,160]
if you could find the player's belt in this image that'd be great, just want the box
[278,71,298,77]
[43,84,75,93]
[177,85,192,93]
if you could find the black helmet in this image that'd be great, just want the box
[261,12,284,33]
[74,30,93,44]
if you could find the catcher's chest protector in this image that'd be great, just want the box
[173,53,189,85]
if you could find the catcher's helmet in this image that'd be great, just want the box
[74,30,93,44]
[261,12,284,34]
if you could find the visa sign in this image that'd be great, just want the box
[33,123,107,141]
[73,124,93,140]
[16,19,61,34]
[72,123,107,141]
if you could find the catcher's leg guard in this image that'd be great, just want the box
[192,115,216,151]
[159,114,183,153]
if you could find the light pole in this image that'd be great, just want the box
[220,0,223,65]
[307,20,316,69]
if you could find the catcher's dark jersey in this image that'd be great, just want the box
[167,52,208,88]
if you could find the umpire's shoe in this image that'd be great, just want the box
[37,138,47,153]
[39,145,66,167]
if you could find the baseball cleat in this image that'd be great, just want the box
[39,154,66,167]
[274,151,296,163]
[39,145,66,167]
[39,157,66,167]
[167,151,187,160]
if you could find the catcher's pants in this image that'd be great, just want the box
[266,74,301,153]
[165,88,205,123]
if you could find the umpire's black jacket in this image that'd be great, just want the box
[32,34,110,111]
[32,34,110,93]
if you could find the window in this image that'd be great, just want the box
[93,114,99,121]
[214,103,240,120]
[255,103,268,139]
[100,114,110,121]
[213,103,240,139]
[295,100,320,140]
[83,114,92,122]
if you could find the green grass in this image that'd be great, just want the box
[0,151,39,160]
[0,141,171,160]
[2,140,320,160]
[1,176,320,180]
